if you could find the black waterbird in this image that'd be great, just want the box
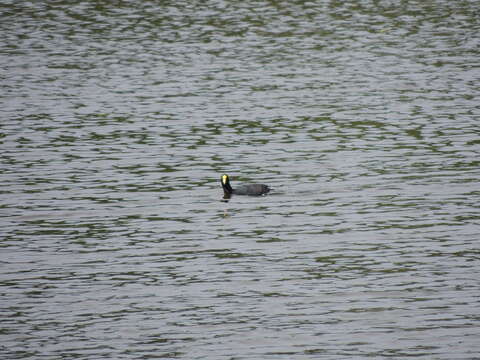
[221,174,270,199]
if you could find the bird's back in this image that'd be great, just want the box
[233,183,270,196]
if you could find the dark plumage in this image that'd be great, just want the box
[221,174,270,198]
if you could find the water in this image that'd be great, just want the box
[1,1,480,359]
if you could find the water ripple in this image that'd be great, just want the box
[1,0,480,359]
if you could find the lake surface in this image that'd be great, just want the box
[1,1,480,359]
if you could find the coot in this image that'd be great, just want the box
[221,174,270,198]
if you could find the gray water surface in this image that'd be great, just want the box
[1,1,480,359]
